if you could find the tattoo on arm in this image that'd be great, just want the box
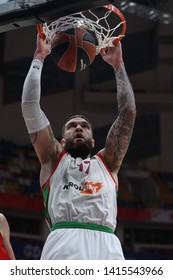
[105,64,136,169]
[30,126,55,145]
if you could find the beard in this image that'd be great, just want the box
[64,138,93,159]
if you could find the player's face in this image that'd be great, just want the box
[61,117,95,159]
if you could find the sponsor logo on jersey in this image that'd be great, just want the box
[80,181,103,194]
[63,181,103,194]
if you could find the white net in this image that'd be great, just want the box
[41,6,126,54]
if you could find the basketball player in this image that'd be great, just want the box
[21,34,136,259]
[0,213,15,260]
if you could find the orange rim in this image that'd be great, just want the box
[37,23,46,40]
[103,4,126,45]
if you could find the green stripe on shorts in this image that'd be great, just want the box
[51,221,114,234]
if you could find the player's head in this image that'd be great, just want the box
[61,115,95,159]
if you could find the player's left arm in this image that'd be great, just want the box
[100,43,136,174]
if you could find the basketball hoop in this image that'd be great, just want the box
[37,4,126,54]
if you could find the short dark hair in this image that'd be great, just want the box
[61,114,92,137]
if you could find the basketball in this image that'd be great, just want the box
[51,27,96,72]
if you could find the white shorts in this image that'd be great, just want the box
[41,228,125,260]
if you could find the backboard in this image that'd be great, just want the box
[0,0,117,33]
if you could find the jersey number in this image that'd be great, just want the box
[77,161,90,174]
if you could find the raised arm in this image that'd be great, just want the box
[100,43,136,174]
[21,35,62,183]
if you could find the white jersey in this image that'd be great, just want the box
[41,150,124,260]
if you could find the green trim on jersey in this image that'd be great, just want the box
[42,185,52,226]
[51,221,114,234]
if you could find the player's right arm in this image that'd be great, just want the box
[21,35,62,183]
